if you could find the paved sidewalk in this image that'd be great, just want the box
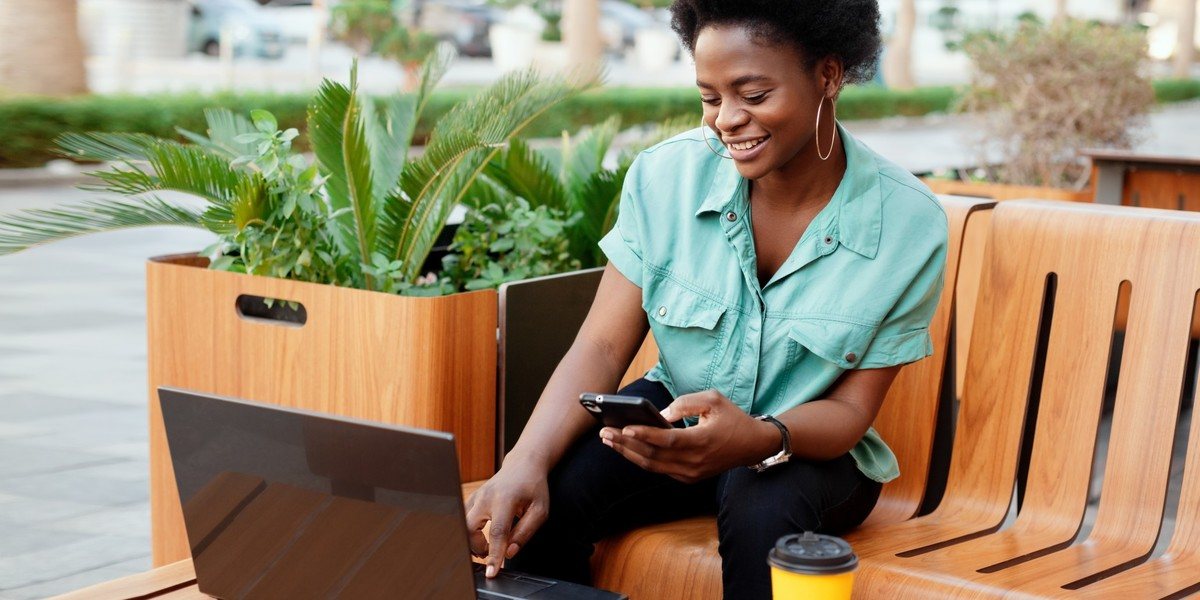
[0,102,1197,597]
[0,187,213,599]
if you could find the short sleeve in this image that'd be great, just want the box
[597,155,646,288]
[857,218,949,370]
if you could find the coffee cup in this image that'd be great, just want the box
[767,531,857,599]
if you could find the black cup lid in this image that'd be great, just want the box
[767,531,858,575]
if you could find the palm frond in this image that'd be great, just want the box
[413,44,455,120]
[460,172,517,211]
[562,115,619,198]
[362,94,416,199]
[177,108,258,159]
[571,167,625,267]
[484,138,567,210]
[80,141,252,206]
[308,69,378,285]
[0,197,205,256]
[54,131,161,162]
[383,68,599,280]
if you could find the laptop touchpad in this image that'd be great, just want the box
[474,567,555,598]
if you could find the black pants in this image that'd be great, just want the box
[507,378,882,600]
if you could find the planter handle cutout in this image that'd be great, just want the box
[235,294,308,328]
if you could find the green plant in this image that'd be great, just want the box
[958,19,1155,188]
[441,198,581,291]
[0,50,599,297]
[464,115,691,270]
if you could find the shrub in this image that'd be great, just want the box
[2,79,1195,170]
[959,19,1156,188]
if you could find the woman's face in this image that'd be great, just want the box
[694,24,835,181]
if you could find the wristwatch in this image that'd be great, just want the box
[749,414,792,472]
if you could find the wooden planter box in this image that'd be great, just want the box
[147,254,498,565]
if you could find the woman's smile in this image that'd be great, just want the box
[725,135,771,161]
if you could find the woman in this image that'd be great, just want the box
[466,1,948,597]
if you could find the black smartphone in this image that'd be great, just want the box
[579,393,672,429]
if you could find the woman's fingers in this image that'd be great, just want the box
[484,505,516,578]
[505,500,548,559]
[465,501,491,558]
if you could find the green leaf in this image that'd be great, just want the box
[54,131,160,162]
[0,197,205,256]
[484,139,566,210]
[562,115,619,197]
[307,64,378,288]
[251,109,278,133]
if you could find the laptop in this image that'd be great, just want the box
[159,387,628,600]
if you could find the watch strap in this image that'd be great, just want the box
[750,414,792,472]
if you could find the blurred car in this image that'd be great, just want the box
[188,0,286,59]
[599,0,661,53]
[420,0,504,58]
[259,0,322,45]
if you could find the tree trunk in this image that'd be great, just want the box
[1055,0,1069,21]
[882,0,916,90]
[563,0,603,80]
[0,0,88,95]
[1177,0,1197,78]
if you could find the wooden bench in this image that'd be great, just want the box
[581,196,994,599]
[844,200,1200,597]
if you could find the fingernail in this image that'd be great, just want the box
[486,565,496,578]
[599,430,612,441]
[506,543,519,559]
[602,438,613,447]
[623,428,635,438]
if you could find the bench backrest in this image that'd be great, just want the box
[938,200,1200,551]
[866,196,993,524]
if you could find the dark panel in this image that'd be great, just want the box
[498,269,605,459]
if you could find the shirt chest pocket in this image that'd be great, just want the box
[771,317,877,405]
[785,318,877,369]
[645,280,732,393]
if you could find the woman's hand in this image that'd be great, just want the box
[464,462,550,578]
[600,389,780,483]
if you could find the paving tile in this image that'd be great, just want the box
[0,520,87,558]
[0,555,152,600]
[0,535,149,591]
[40,502,150,539]
[0,392,129,423]
[0,495,114,525]
[0,442,124,480]
[1,560,152,599]
[0,463,147,506]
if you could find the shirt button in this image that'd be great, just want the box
[658,306,667,317]
[726,211,737,222]
[845,352,857,363]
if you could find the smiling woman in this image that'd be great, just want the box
[464,2,949,599]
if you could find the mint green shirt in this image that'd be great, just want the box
[598,123,948,483]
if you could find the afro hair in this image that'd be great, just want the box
[670,0,882,85]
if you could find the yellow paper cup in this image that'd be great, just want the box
[767,532,857,599]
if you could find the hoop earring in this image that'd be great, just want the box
[700,118,732,160]
[815,95,837,161]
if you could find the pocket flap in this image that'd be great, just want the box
[646,283,726,330]
[787,318,876,369]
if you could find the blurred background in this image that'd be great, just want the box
[0,1,1198,599]
[0,0,1195,97]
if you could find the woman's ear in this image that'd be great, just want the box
[820,56,845,99]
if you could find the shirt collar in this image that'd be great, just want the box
[695,122,882,260]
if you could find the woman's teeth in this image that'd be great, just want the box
[729,137,768,151]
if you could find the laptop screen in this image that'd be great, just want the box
[159,388,477,599]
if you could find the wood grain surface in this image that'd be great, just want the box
[147,256,498,566]
[850,201,1200,598]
